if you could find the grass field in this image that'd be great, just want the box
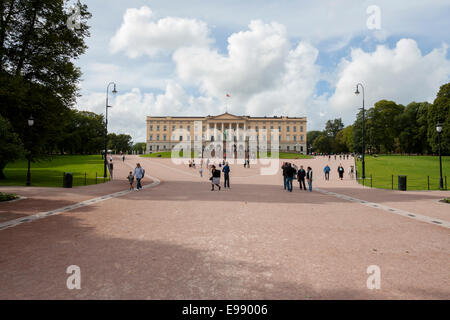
[142,151,312,159]
[356,155,449,190]
[0,155,109,187]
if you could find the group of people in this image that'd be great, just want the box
[127,163,146,191]
[281,162,313,192]
[323,164,354,180]
[209,162,231,191]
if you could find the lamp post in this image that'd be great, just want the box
[104,82,117,178]
[26,115,34,186]
[436,123,443,190]
[355,83,365,179]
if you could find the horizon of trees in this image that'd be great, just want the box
[309,82,449,155]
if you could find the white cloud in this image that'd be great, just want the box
[110,6,212,58]
[329,39,450,122]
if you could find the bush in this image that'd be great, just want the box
[0,192,19,202]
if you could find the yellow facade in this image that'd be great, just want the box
[146,112,307,154]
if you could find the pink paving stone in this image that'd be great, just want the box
[0,155,448,299]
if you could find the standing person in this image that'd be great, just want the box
[133,163,145,190]
[247,159,250,168]
[334,155,336,160]
[223,162,230,188]
[199,165,203,177]
[286,163,295,192]
[122,154,125,162]
[338,164,344,180]
[127,171,134,190]
[210,165,221,191]
[306,166,313,192]
[297,165,306,190]
[281,162,288,190]
[192,159,196,168]
[109,155,113,162]
[323,165,330,181]
[206,158,210,169]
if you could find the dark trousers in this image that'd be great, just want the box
[325,172,329,180]
[224,173,230,188]
[298,178,306,190]
[287,177,293,192]
[283,176,288,189]
[136,178,142,189]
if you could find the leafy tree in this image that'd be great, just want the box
[312,134,333,153]
[108,133,132,154]
[131,143,147,154]
[0,114,24,179]
[307,130,322,153]
[336,125,353,153]
[427,83,450,154]
[324,118,344,138]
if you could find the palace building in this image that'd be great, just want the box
[146,112,307,154]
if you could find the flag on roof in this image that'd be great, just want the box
[226,94,230,97]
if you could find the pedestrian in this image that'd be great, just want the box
[109,155,113,162]
[282,162,288,190]
[199,166,203,177]
[338,164,344,180]
[108,160,114,180]
[247,159,250,168]
[306,166,313,192]
[206,158,210,169]
[286,163,295,192]
[122,154,125,162]
[210,165,221,191]
[192,159,196,168]
[297,165,306,190]
[127,171,134,190]
[188,160,192,168]
[334,155,336,160]
[349,165,354,179]
[133,163,145,190]
[223,162,230,188]
[323,164,330,181]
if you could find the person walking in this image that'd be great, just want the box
[127,171,134,190]
[349,165,354,179]
[306,166,313,192]
[133,163,145,190]
[199,166,203,177]
[297,165,306,190]
[108,160,114,180]
[222,162,230,188]
[323,164,330,181]
[210,165,221,191]
[338,164,344,180]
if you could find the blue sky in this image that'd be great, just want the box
[75,0,450,142]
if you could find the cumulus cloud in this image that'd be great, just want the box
[329,39,450,120]
[110,6,212,58]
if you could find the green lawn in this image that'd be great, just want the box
[141,151,312,159]
[356,155,449,190]
[0,155,109,187]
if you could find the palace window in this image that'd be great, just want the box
[286,126,290,132]
[156,134,160,141]
[163,125,167,131]
[163,135,166,141]
[172,125,176,131]
[300,126,304,132]
[149,135,153,141]
[150,125,153,131]
[293,126,297,132]
[294,135,297,141]
[300,135,304,141]
[156,125,160,131]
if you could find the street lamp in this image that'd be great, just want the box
[355,83,365,179]
[436,123,443,190]
[26,115,34,186]
[104,82,117,178]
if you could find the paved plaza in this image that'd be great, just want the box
[0,155,449,299]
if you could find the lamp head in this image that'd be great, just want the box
[112,84,117,95]
[28,115,34,127]
[436,123,442,133]
[355,86,360,95]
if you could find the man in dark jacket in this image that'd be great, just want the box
[286,163,295,192]
[297,165,306,190]
[222,162,230,188]
[282,162,289,190]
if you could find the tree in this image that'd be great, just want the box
[324,118,344,138]
[108,133,132,154]
[336,126,353,153]
[132,143,147,154]
[0,114,24,179]
[0,0,91,168]
[307,130,322,153]
[428,83,450,154]
[312,134,333,153]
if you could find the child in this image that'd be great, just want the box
[127,171,134,190]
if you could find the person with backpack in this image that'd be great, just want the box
[323,165,331,181]
[133,163,145,190]
[210,165,221,191]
